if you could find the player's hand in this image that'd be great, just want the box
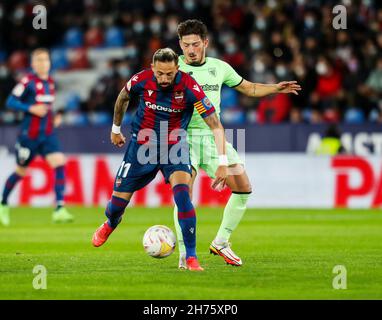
[29,104,48,117]
[54,113,63,128]
[212,165,228,191]
[276,81,302,95]
[111,132,126,147]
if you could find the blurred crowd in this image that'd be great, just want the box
[1,0,382,126]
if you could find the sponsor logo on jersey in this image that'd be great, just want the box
[35,94,55,103]
[201,84,219,92]
[202,97,212,109]
[148,90,153,96]
[145,101,182,113]
[116,178,122,187]
[192,84,200,92]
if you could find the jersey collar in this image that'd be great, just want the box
[180,55,208,67]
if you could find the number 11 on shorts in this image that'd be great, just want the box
[118,161,131,178]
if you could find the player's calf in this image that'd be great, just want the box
[92,195,129,247]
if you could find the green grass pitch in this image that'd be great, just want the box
[0,207,381,300]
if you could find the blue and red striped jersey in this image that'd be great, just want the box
[6,73,55,139]
[124,69,215,144]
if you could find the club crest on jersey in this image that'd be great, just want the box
[202,97,212,109]
[174,91,184,102]
[208,68,217,77]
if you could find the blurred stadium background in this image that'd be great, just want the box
[1,0,382,209]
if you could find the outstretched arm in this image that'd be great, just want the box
[203,112,228,190]
[110,88,130,148]
[234,79,301,98]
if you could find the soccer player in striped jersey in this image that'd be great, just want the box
[174,20,301,268]
[0,48,73,226]
[91,48,228,271]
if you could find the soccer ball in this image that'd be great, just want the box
[142,225,176,258]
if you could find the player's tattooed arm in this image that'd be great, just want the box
[113,88,130,126]
[111,88,129,147]
[235,79,301,97]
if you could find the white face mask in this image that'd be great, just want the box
[254,60,265,73]
[275,65,287,77]
[304,17,315,29]
[167,22,178,34]
[316,62,328,75]
[256,18,266,30]
[208,48,218,57]
[150,21,161,34]
[133,22,144,33]
[184,0,196,11]
[294,65,305,77]
[0,65,9,78]
[250,38,262,50]
[225,44,237,54]
[126,46,138,58]
[154,1,165,13]
[117,66,131,78]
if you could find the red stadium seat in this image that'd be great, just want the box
[84,27,104,48]
[68,48,90,69]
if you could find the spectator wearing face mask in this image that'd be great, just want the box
[311,55,344,122]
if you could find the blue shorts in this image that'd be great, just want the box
[15,134,61,167]
[113,139,192,193]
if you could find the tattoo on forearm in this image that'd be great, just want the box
[113,88,130,125]
[204,112,220,129]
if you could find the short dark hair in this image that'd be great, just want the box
[31,48,50,58]
[177,19,208,40]
[152,48,178,65]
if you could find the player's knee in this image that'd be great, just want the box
[242,182,253,194]
[47,153,66,168]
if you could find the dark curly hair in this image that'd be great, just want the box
[177,19,208,40]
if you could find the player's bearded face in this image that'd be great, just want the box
[152,61,179,89]
[180,35,208,65]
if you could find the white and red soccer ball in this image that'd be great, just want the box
[143,225,176,258]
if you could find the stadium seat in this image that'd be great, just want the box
[246,110,257,123]
[65,92,81,111]
[68,48,90,69]
[104,27,125,47]
[7,50,29,71]
[302,109,312,122]
[368,109,380,122]
[64,28,84,48]
[344,108,365,124]
[221,86,239,109]
[221,109,245,125]
[0,50,6,63]
[85,27,104,48]
[63,111,88,126]
[87,112,112,125]
[50,48,69,71]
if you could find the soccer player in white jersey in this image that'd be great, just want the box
[174,20,301,268]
